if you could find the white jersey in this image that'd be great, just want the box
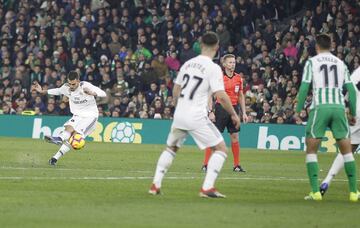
[302,52,351,109]
[173,55,224,129]
[47,81,106,117]
[350,67,360,116]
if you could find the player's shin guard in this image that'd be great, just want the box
[59,131,71,142]
[231,141,240,166]
[343,153,358,193]
[202,151,227,190]
[203,148,212,166]
[152,149,176,188]
[322,153,344,185]
[53,142,71,160]
[306,154,319,193]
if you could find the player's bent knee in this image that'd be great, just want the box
[230,133,239,142]
[64,125,75,133]
[213,141,227,153]
[336,138,352,154]
[305,138,321,152]
[167,146,179,153]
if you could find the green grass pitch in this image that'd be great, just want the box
[0,137,358,227]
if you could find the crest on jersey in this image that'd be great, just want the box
[235,85,240,93]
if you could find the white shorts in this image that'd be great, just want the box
[166,121,224,150]
[64,115,98,137]
[350,117,360,144]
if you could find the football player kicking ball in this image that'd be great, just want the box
[32,71,106,165]
[296,34,358,202]
[202,54,248,173]
[319,66,360,198]
[149,32,240,198]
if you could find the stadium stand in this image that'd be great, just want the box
[0,0,359,124]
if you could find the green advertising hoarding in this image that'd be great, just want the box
[0,115,338,152]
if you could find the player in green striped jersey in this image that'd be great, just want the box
[296,34,358,202]
[319,66,360,198]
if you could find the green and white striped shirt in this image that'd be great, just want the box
[301,52,351,109]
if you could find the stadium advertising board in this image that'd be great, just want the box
[0,115,338,152]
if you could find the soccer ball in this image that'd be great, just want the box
[69,133,85,150]
[111,122,136,143]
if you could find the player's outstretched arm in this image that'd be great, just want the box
[32,81,63,96]
[83,83,107,97]
[214,90,240,128]
[31,81,45,94]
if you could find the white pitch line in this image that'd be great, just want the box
[0,166,202,175]
[0,176,356,182]
[0,166,358,182]
[0,166,115,172]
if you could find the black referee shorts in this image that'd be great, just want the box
[214,103,240,133]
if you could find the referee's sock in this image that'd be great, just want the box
[203,148,212,166]
[231,141,240,166]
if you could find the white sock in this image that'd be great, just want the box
[153,149,176,188]
[306,153,317,163]
[202,151,227,190]
[322,153,344,185]
[59,131,71,141]
[343,153,355,162]
[53,143,71,160]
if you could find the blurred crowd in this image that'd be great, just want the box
[0,0,359,125]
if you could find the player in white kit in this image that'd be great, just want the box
[32,71,106,165]
[319,66,360,197]
[148,32,240,198]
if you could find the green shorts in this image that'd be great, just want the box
[306,107,349,140]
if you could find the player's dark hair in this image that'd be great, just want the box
[201,32,219,47]
[67,71,79,81]
[316,34,331,50]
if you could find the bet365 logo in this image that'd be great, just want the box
[88,121,142,144]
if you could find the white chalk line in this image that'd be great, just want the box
[0,166,357,182]
[0,166,202,175]
[0,166,114,172]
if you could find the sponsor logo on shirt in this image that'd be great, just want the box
[73,99,88,104]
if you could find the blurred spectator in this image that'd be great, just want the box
[0,0,358,125]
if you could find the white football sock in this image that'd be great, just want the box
[153,149,176,188]
[202,151,227,190]
[322,153,344,185]
[53,143,71,160]
[306,153,317,163]
[59,131,71,141]
[343,153,355,162]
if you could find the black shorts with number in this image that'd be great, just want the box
[214,103,240,133]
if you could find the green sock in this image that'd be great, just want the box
[344,161,357,193]
[307,162,319,193]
